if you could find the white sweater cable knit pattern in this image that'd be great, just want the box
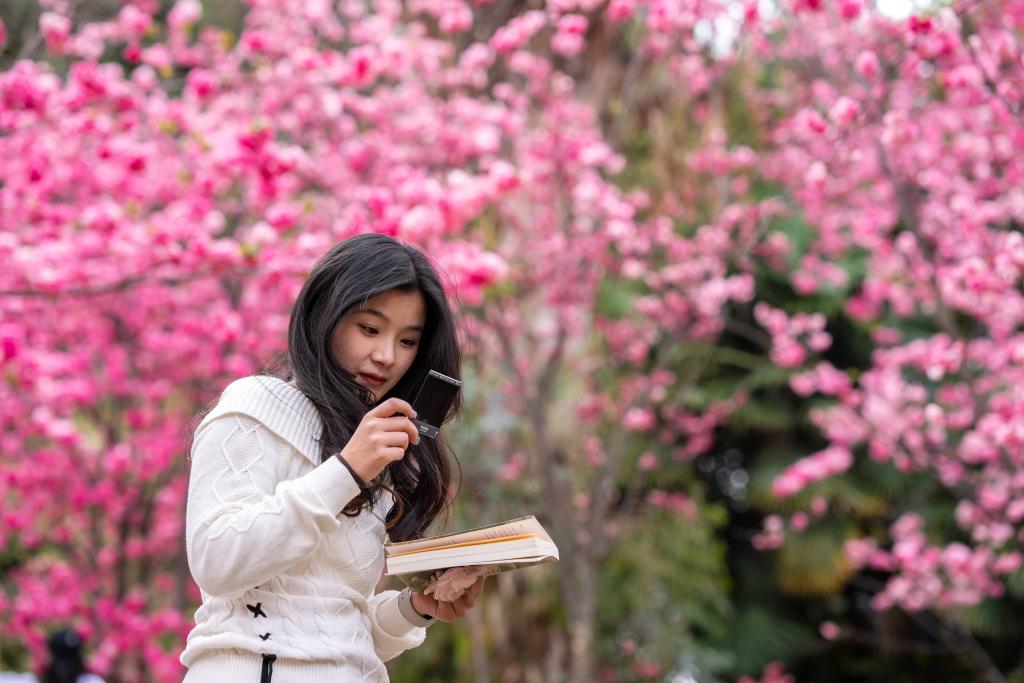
[180,376,428,680]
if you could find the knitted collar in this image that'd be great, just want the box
[203,375,324,465]
[206,375,399,518]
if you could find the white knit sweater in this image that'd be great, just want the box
[180,376,429,680]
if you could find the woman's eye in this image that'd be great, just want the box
[401,339,418,348]
[360,325,378,335]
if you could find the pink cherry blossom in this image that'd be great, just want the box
[40,12,72,54]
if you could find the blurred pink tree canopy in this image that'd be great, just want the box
[1,0,1024,681]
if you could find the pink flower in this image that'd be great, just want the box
[790,512,809,531]
[771,472,803,498]
[820,621,841,640]
[844,538,877,569]
[790,372,815,396]
[242,28,272,55]
[439,4,473,33]
[169,0,203,31]
[185,69,216,99]
[637,452,658,471]
[551,33,585,57]
[855,50,880,80]
[491,11,546,53]
[993,553,1022,575]
[398,206,445,241]
[632,660,662,679]
[117,5,153,39]
[623,408,655,431]
[810,496,828,516]
[838,0,862,19]
[40,12,72,54]
[908,15,933,34]
[805,161,827,189]
[791,0,823,11]
[772,342,806,368]
[829,96,860,128]
[552,15,588,56]
[800,108,828,134]
[608,0,637,22]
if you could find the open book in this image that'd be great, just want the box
[384,516,559,591]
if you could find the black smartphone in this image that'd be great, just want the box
[409,370,461,439]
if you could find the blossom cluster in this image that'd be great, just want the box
[759,0,1024,617]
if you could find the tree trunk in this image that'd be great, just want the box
[565,561,597,683]
[465,604,492,683]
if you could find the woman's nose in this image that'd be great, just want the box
[370,343,394,366]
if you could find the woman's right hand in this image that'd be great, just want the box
[338,397,420,483]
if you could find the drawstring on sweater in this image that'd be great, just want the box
[260,654,276,683]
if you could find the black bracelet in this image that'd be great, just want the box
[336,454,371,494]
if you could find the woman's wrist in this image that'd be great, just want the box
[335,452,370,490]
[398,587,434,626]
[410,590,433,619]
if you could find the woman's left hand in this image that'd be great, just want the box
[410,577,485,622]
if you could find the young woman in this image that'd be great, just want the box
[180,233,483,682]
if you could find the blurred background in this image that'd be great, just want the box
[2,0,1024,681]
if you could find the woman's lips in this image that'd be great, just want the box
[358,373,386,387]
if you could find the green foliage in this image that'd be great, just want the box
[596,276,647,319]
[726,397,794,433]
[0,640,29,672]
[728,607,817,675]
[596,496,734,681]
[941,600,1024,641]
[775,522,856,597]
[721,71,762,149]
[1005,569,1024,599]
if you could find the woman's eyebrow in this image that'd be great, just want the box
[361,308,424,332]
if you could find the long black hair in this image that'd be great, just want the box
[286,233,461,541]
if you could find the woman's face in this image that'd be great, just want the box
[331,288,427,401]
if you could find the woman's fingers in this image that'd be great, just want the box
[466,576,485,602]
[340,397,424,481]
[367,397,415,419]
[384,415,420,445]
[439,601,466,620]
[384,446,408,463]
[379,429,412,449]
[365,397,419,445]
[443,578,485,617]
[376,423,415,450]
[411,576,486,622]
[453,591,476,613]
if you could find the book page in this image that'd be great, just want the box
[394,556,559,592]
[387,537,558,573]
[389,533,543,558]
[385,515,552,555]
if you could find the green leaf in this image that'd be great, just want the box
[730,607,815,674]
[738,363,794,392]
[941,600,1024,640]
[1005,569,1024,599]
[775,523,855,597]
[727,399,793,432]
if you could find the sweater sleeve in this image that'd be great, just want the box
[367,589,428,662]
[185,412,361,599]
